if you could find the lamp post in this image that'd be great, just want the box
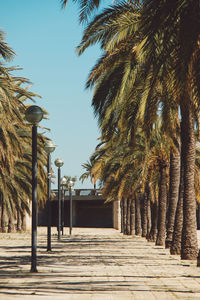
[25,105,43,273]
[60,177,67,235]
[54,158,64,240]
[44,140,56,251]
[68,180,74,235]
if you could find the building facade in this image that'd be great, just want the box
[38,189,121,229]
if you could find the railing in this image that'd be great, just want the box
[52,188,102,197]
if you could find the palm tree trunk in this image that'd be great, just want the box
[135,193,142,235]
[165,146,180,248]
[16,209,22,232]
[130,196,135,235]
[0,205,1,231]
[197,202,200,230]
[141,193,148,237]
[8,216,15,233]
[1,200,6,233]
[21,212,26,231]
[148,200,158,242]
[180,101,198,259]
[146,183,151,240]
[126,197,131,235]
[21,202,26,231]
[170,160,184,255]
[156,162,168,246]
[123,197,128,234]
[120,198,124,233]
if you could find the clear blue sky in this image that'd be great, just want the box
[0,0,106,188]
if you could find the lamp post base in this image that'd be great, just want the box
[30,266,38,273]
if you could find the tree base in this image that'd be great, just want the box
[165,240,172,249]
[156,236,165,246]
[181,248,198,260]
[170,247,181,255]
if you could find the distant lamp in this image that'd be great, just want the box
[68,180,74,188]
[61,177,67,186]
[54,158,64,240]
[44,140,56,154]
[55,158,64,168]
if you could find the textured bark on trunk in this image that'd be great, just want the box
[146,183,152,240]
[135,193,142,235]
[126,197,131,235]
[170,161,183,255]
[141,193,148,237]
[156,162,168,246]
[0,205,1,231]
[165,147,180,248]
[21,212,26,231]
[130,196,135,235]
[8,217,15,233]
[1,201,6,233]
[16,210,22,232]
[123,198,128,235]
[180,101,198,259]
[197,203,200,230]
[148,200,158,242]
[120,198,124,233]
[20,202,26,231]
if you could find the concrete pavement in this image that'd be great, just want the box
[0,227,200,299]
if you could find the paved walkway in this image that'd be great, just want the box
[0,227,200,300]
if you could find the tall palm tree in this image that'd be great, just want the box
[76,0,200,259]
[0,30,49,231]
[137,0,200,259]
[88,0,200,258]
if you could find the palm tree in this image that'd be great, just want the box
[137,0,200,259]
[61,0,107,23]
[80,157,96,189]
[88,0,199,258]
[0,29,15,59]
[76,0,200,259]
[0,30,49,231]
[61,0,143,23]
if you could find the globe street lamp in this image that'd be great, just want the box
[25,105,43,273]
[68,180,74,235]
[54,158,64,240]
[44,140,56,251]
[60,177,67,235]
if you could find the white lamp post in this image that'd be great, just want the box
[44,139,56,251]
[60,177,67,235]
[54,158,64,240]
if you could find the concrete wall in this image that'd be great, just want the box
[38,198,113,228]
[36,190,122,230]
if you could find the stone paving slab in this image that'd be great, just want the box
[0,227,200,299]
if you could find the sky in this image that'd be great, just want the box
[0,0,107,188]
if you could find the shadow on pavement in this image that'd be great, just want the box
[0,232,199,298]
